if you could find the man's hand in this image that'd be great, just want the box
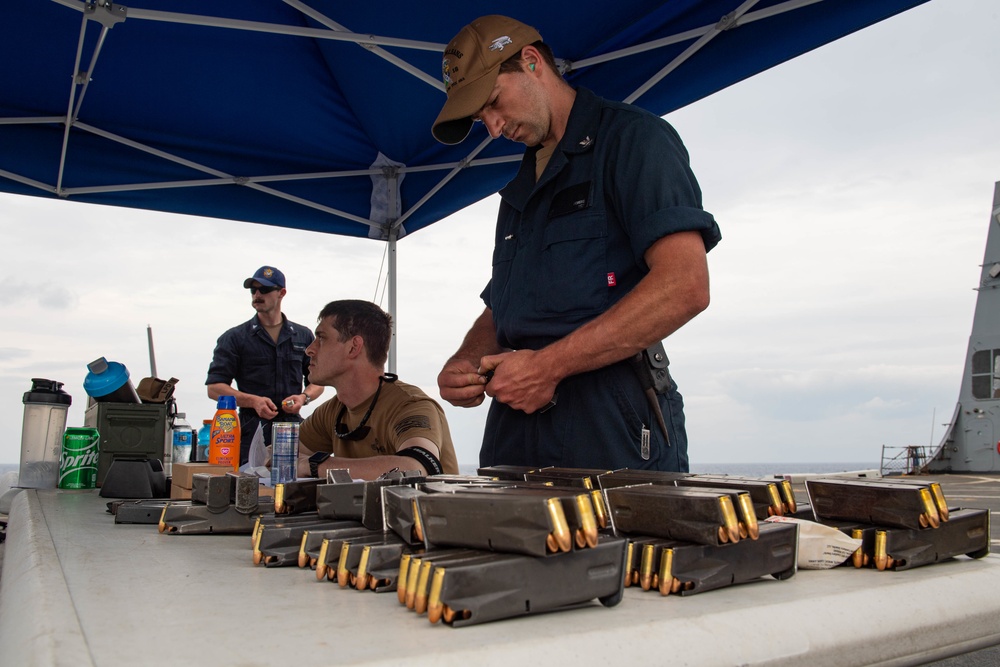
[479,349,560,414]
[437,307,504,409]
[251,395,279,420]
[280,393,306,414]
[437,357,489,408]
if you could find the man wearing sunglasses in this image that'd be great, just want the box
[295,300,459,480]
[206,265,323,464]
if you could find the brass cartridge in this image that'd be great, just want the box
[414,560,434,614]
[315,539,331,581]
[274,483,286,514]
[427,568,446,623]
[874,530,889,571]
[397,554,412,605]
[657,547,674,596]
[547,497,572,553]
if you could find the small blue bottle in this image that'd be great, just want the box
[196,419,212,462]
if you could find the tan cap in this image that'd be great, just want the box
[432,15,542,145]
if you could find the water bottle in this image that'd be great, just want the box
[83,357,140,404]
[171,413,193,465]
[196,419,212,462]
[19,379,72,489]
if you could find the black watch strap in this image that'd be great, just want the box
[309,452,331,478]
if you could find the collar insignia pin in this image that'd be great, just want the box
[579,136,592,148]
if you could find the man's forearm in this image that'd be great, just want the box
[207,382,252,407]
[449,307,505,367]
[538,231,709,379]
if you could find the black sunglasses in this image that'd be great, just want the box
[248,285,280,295]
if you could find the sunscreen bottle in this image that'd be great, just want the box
[209,395,240,473]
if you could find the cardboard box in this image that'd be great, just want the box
[172,462,234,489]
[170,483,192,500]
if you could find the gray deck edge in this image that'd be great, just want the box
[0,490,94,667]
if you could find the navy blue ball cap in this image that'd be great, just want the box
[243,265,286,288]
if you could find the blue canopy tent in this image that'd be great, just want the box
[0,0,928,366]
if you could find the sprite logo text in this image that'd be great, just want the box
[60,449,99,474]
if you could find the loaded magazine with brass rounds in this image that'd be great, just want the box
[415,486,601,556]
[159,473,273,534]
[273,478,324,515]
[806,478,945,530]
[252,511,341,551]
[867,477,951,522]
[316,473,423,528]
[522,467,614,489]
[830,508,989,571]
[604,484,744,545]
[653,484,759,540]
[311,526,385,580]
[678,475,793,518]
[299,524,378,571]
[596,469,689,490]
[352,539,417,592]
[398,549,491,611]
[381,485,427,545]
[334,534,409,589]
[623,521,798,596]
[251,511,328,561]
[622,536,674,589]
[423,479,609,532]
[254,516,361,567]
[421,536,628,627]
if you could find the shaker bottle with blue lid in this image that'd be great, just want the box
[19,378,73,489]
[83,357,140,403]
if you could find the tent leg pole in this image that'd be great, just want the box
[388,228,397,375]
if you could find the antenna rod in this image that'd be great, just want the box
[147,324,158,377]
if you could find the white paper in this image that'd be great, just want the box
[238,423,270,480]
[764,516,862,570]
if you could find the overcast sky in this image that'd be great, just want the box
[1,0,998,470]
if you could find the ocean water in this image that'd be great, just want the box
[0,461,880,495]
[458,462,879,477]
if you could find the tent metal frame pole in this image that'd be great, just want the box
[56,16,90,194]
[282,0,444,91]
[625,0,762,105]
[388,227,398,374]
[38,0,839,242]
[54,0,445,52]
[395,135,496,229]
[385,165,399,373]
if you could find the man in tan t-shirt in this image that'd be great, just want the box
[296,299,459,480]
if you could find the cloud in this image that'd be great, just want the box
[0,278,77,309]
[708,365,955,423]
[0,348,31,362]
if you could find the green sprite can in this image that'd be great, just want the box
[59,427,100,489]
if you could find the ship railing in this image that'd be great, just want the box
[880,445,931,476]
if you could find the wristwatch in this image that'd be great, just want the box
[302,393,313,405]
[308,451,331,479]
